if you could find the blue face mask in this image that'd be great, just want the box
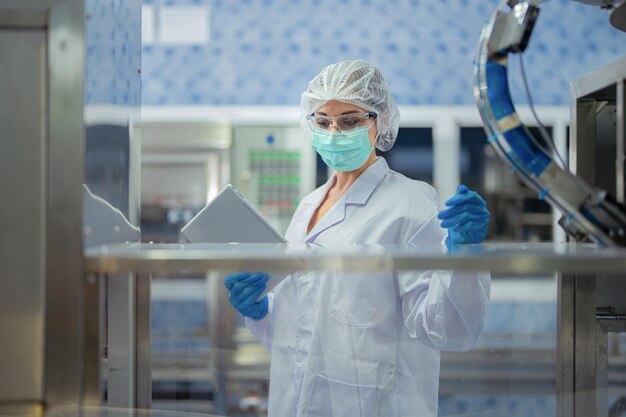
[311,126,374,172]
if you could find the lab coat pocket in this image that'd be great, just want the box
[329,273,383,327]
[305,374,382,417]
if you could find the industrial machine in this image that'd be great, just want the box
[572,0,626,32]
[0,1,97,415]
[476,2,626,416]
[231,125,316,234]
[475,0,626,246]
[137,118,316,241]
[138,121,232,242]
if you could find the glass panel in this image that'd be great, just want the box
[86,243,626,416]
[440,273,556,416]
[84,0,142,249]
[83,0,142,410]
[151,272,266,415]
[460,127,554,242]
[82,1,626,415]
[46,406,224,417]
[145,270,556,417]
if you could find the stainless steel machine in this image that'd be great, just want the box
[0,1,90,415]
[475,1,626,415]
[572,0,626,32]
[138,121,232,242]
[136,120,316,240]
[559,56,626,417]
[231,125,316,235]
[1,1,143,415]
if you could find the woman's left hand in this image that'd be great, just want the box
[438,184,490,246]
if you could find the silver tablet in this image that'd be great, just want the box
[180,184,286,244]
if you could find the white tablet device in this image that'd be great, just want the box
[180,184,286,244]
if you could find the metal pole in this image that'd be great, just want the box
[557,272,575,417]
[135,272,152,409]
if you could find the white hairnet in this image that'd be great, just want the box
[300,60,400,151]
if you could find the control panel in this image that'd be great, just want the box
[232,126,315,234]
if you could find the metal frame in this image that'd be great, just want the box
[106,275,137,407]
[0,15,48,417]
[45,0,88,409]
[84,242,626,275]
[618,78,625,205]
[82,1,142,410]
[557,273,575,417]
[0,0,86,415]
[87,242,626,417]
[559,55,626,417]
[135,272,152,409]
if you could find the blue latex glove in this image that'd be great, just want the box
[438,184,490,247]
[224,272,269,320]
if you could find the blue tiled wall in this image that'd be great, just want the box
[86,0,141,105]
[141,0,626,106]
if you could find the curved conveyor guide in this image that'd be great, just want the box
[473,1,626,246]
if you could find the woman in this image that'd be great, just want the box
[225,60,491,417]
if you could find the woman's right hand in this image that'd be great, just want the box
[224,272,269,320]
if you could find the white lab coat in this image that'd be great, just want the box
[246,157,490,417]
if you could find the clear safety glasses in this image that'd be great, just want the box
[306,112,377,133]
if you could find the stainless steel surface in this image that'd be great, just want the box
[129,123,142,226]
[596,102,618,194]
[135,272,152,409]
[84,242,626,274]
[83,275,104,406]
[486,2,538,56]
[107,276,136,408]
[610,0,626,32]
[563,55,626,247]
[46,0,87,408]
[140,122,232,151]
[0,27,46,404]
[597,315,626,331]
[557,273,575,417]
[572,0,615,6]
[570,55,626,216]
[618,79,625,204]
[571,55,626,100]
[571,58,626,303]
[596,275,626,316]
[574,275,608,417]
[0,9,47,28]
[570,100,597,183]
[562,56,626,417]
[0,0,87,412]
[46,405,227,417]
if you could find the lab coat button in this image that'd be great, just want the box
[295,351,305,362]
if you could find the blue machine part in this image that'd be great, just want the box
[485,62,552,176]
